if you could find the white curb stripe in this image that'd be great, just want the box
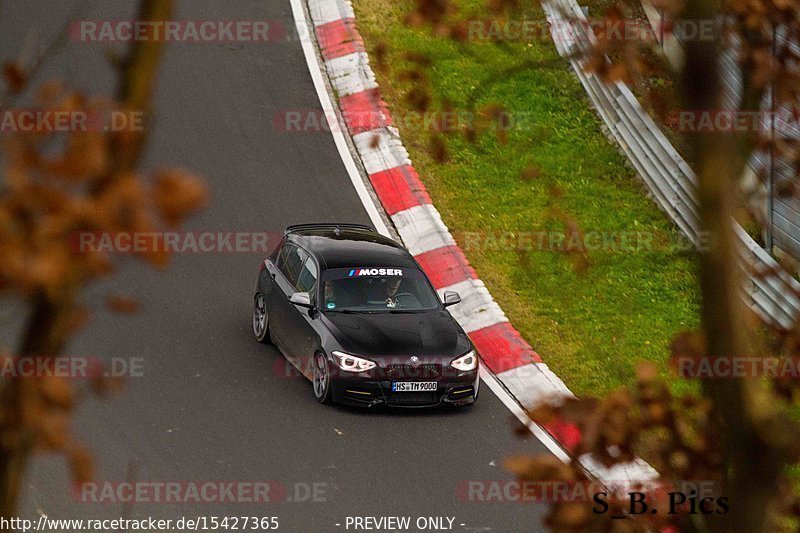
[436,279,509,333]
[325,53,378,97]
[496,363,574,410]
[578,454,659,483]
[391,204,456,256]
[307,0,354,26]
[352,128,412,175]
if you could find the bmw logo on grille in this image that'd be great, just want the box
[409,356,420,365]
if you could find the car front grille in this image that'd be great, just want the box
[384,364,442,379]
[386,391,440,406]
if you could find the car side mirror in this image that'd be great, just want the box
[442,291,461,307]
[289,291,314,308]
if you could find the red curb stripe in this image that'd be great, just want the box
[316,18,364,61]
[414,245,477,289]
[469,322,542,372]
[542,419,582,453]
[339,89,393,135]
[368,164,432,215]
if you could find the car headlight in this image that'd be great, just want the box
[450,350,478,371]
[332,351,377,372]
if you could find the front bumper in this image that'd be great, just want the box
[329,365,479,408]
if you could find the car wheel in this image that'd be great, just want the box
[312,353,332,404]
[252,293,270,344]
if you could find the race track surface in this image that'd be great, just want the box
[0,0,551,530]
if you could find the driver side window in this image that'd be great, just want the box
[295,256,318,299]
[277,244,305,287]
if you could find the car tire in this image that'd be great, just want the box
[252,293,271,344]
[312,353,332,404]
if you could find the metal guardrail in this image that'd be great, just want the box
[542,0,800,329]
[648,8,800,266]
[699,23,800,260]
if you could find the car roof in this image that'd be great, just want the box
[286,226,419,271]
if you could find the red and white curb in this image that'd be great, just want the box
[296,0,657,484]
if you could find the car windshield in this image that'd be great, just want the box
[320,267,440,313]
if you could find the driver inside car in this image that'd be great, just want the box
[385,278,402,308]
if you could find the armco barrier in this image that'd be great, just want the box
[544,0,800,329]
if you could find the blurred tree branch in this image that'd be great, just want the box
[0,2,88,111]
[682,0,793,529]
[0,0,208,526]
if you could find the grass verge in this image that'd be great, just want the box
[350,0,700,396]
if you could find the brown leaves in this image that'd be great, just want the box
[503,454,600,529]
[510,341,734,529]
[67,443,94,485]
[152,168,209,227]
[429,134,449,162]
[667,330,705,371]
[3,62,26,94]
[521,166,542,181]
[0,81,210,298]
[486,0,520,15]
[0,0,201,514]
[504,453,577,483]
[106,294,140,314]
[373,42,389,72]
[405,86,431,112]
[636,362,670,427]
[405,0,453,28]
[46,130,110,181]
[505,448,646,531]
[0,79,208,511]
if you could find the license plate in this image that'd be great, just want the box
[392,382,437,392]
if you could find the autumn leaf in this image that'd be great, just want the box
[3,62,26,94]
[67,443,94,485]
[106,294,140,314]
[152,168,209,227]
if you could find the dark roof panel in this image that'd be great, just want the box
[288,227,418,270]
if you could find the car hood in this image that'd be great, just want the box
[321,309,471,358]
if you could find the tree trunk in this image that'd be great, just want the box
[683,1,784,531]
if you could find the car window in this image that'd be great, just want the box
[278,244,305,287]
[320,267,440,312]
[295,256,318,295]
[275,243,290,272]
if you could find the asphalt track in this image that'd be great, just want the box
[0,0,551,530]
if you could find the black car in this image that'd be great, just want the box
[252,223,479,407]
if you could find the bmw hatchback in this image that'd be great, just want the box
[252,223,479,407]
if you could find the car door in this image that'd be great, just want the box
[268,242,305,355]
[282,254,321,373]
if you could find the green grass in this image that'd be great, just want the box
[351,0,700,396]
